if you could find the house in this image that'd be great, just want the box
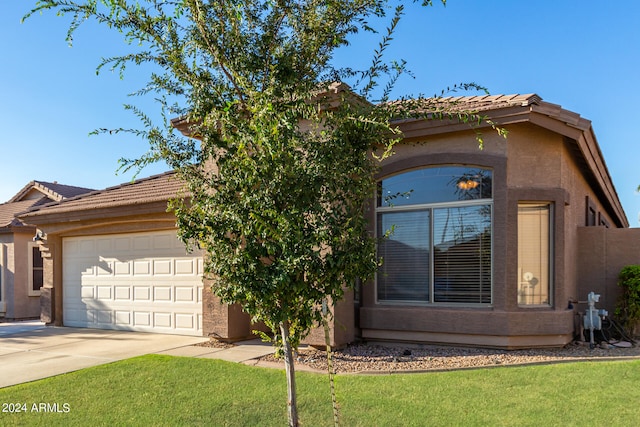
[19,93,640,348]
[0,181,93,319]
[356,94,632,348]
[15,172,212,336]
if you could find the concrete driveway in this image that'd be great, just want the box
[0,321,208,388]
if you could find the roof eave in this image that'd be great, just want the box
[18,200,174,226]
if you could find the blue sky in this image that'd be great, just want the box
[2,1,640,226]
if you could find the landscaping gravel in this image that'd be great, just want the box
[257,340,640,374]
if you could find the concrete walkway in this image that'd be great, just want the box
[0,321,276,389]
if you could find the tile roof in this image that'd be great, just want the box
[8,181,94,203]
[20,171,185,218]
[387,93,542,118]
[1,181,96,229]
[433,93,541,111]
[34,181,95,200]
[0,199,37,228]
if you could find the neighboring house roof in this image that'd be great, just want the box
[0,181,95,231]
[19,171,185,224]
[8,181,94,203]
[0,199,37,228]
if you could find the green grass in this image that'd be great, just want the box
[1,356,639,426]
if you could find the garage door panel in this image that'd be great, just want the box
[153,259,172,275]
[152,234,174,249]
[134,286,151,301]
[63,231,203,336]
[154,312,172,328]
[96,261,112,276]
[114,261,131,276]
[175,313,195,329]
[115,311,131,325]
[175,259,197,275]
[134,311,151,326]
[133,236,151,250]
[134,261,151,275]
[114,286,131,300]
[154,287,172,301]
[96,286,112,300]
[80,287,93,299]
[65,258,97,278]
[96,238,112,252]
[96,310,112,324]
[175,287,195,302]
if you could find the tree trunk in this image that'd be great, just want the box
[280,321,298,427]
[323,316,340,427]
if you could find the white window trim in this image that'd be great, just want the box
[28,242,42,297]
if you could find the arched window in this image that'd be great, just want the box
[376,166,492,305]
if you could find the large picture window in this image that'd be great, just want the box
[517,203,552,306]
[377,166,492,305]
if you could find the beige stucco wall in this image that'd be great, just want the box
[0,234,12,317]
[0,231,41,319]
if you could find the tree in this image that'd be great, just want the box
[25,1,504,425]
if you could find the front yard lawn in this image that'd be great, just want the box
[1,355,639,426]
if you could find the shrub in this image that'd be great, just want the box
[616,265,640,334]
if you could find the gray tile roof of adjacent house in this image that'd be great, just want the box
[19,171,184,218]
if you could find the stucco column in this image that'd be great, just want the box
[38,234,62,326]
[302,292,356,348]
[202,281,253,341]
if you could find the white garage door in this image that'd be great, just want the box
[63,231,203,336]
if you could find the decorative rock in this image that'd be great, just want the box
[258,341,640,373]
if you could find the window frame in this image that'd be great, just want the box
[28,242,43,297]
[517,202,554,308]
[585,196,597,226]
[375,165,494,307]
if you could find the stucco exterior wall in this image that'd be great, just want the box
[576,227,640,315]
[0,231,41,319]
[357,122,590,348]
[506,124,563,188]
[0,234,13,317]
